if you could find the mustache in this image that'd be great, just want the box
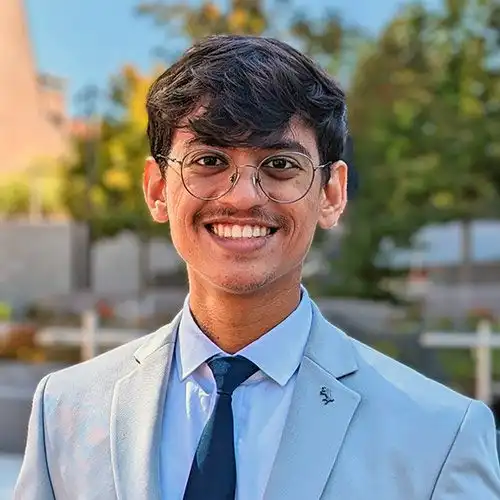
[194,206,290,230]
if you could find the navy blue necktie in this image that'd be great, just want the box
[183,356,259,500]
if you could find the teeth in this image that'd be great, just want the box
[210,224,273,238]
[232,226,242,238]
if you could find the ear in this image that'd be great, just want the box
[143,156,169,223]
[317,160,348,229]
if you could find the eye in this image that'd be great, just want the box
[194,155,227,168]
[262,157,301,170]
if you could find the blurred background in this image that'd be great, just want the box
[1,0,500,494]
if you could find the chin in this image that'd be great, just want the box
[207,270,279,295]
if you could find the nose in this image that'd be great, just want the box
[221,165,267,209]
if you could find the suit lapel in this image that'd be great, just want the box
[110,313,181,500]
[264,303,361,500]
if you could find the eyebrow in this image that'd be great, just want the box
[261,140,312,158]
[184,137,312,158]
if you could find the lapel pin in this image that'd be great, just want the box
[320,386,334,405]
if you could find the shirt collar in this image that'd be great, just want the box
[175,286,312,387]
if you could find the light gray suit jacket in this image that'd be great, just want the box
[15,302,500,499]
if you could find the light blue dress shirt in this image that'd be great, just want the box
[159,288,313,499]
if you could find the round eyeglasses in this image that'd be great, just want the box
[156,149,332,204]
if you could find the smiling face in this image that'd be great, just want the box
[144,119,347,295]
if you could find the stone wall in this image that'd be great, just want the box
[0,221,182,307]
[0,221,86,305]
[92,231,181,295]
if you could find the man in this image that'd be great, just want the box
[15,35,500,499]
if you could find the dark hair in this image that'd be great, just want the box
[146,34,348,184]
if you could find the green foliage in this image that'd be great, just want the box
[137,0,269,45]
[290,8,369,78]
[0,302,12,321]
[61,67,166,242]
[0,180,30,216]
[331,1,500,300]
[370,340,401,360]
[0,160,65,218]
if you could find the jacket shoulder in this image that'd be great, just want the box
[350,336,472,411]
[41,324,172,400]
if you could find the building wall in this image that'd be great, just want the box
[428,262,500,285]
[36,74,69,162]
[0,0,67,176]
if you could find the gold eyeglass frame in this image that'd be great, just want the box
[156,150,333,204]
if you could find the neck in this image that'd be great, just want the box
[187,272,302,354]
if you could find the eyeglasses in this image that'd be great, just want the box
[157,149,332,204]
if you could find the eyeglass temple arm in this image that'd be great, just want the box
[314,161,334,171]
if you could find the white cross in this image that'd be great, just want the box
[36,310,146,361]
[420,321,499,405]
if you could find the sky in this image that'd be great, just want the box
[25,0,439,115]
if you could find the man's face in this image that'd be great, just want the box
[144,120,347,294]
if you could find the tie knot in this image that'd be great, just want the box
[208,356,258,396]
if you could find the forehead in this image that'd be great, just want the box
[172,118,319,161]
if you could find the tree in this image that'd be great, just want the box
[297,6,438,300]
[326,1,500,302]
[0,159,65,219]
[0,177,30,217]
[61,66,166,291]
[138,0,365,76]
[137,0,269,56]
[290,7,368,79]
